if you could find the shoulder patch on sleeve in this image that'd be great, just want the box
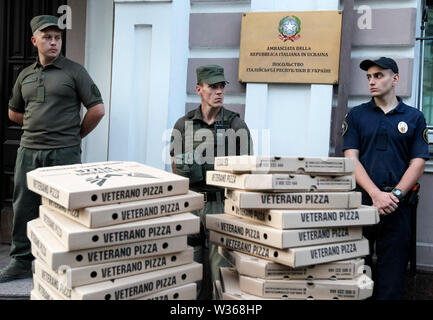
[423,128,429,144]
[342,120,349,136]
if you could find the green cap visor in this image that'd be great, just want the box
[196,65,229,85]
[31,15,60,33]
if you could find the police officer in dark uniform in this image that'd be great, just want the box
[342,57,429,299]
[170,65,253,299]
[0,15,105,282]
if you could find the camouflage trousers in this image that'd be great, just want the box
[188,193,230,300]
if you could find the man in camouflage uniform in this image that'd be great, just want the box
[170,65,253,299]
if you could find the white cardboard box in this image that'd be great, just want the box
[27,161,189,209]
[33,274,65,300]
[219,267,275,300]
[210,230,369,267]
[33,245,194,288]
[41,191,204,228]
[28,219,188,270]
[214,156,355,174]
[34,259,202,300]
[40,205,199,251]
[30,290,43,300]
[207,171,355,191]
[225,199,379,229]
[239,274,373,300]
[219,247,365,280]
[225,189,362,209]
[139,283,197,300]
[207,214,362,249]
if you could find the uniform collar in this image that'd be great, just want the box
[33,54,65,69]
[369,96,405,114]
[192,105,225,123]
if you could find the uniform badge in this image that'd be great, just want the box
[342,121,348,136]
[398,121,408,134]
[423,128,429,144]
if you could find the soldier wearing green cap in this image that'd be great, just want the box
[170,65,253,299]
[0,15,105,282]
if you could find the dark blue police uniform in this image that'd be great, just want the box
[342,97,429,300]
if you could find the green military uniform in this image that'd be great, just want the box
[170,65,253,299]
[0,16,103,282]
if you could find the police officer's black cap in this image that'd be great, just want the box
[360,57,399,74]
[31,15,60,34]
[196,65,229,85]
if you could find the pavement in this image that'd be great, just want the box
[0,244,33,300]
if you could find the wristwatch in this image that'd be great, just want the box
[392,188,404,201]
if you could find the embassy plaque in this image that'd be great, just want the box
[239,11,342,84]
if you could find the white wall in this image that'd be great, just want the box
[109,0,190,170]
[81,0,114,163]
[246,0,339,157]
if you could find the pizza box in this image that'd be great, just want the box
[225,189,362,209]
[32,245,194,288]
[219,267,274,300]
[30,290,43,300]
[206,214,362,249]
[219,247,365,280]
[210,230,369,268]
[34,259,202,300]
[41,191,204,228]
[40,205,199,251]
[225,198,379,229]
[33,274,65,300]
[27,161,189,209]
[139,283,197,300]
[207,171,355,191]
[28,219,188,270]
[214,156,355,174]
[239,273,373,300]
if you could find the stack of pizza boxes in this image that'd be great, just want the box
[206,156,379,300]
[26,161,204,300]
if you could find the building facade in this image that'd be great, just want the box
[1,0,432,270]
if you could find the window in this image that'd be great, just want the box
[423,3,433,127]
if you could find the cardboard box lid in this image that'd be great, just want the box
[40,205,200,251]
[72,262,203,300]
[211,230,369,268]
[207,213,363,249]
[54,247,194,288]
[214,156,355,174]
[219,247,365,280]
[225,199,379,229]
[138,283,197,300]
[33,274,65,300]
[41,191,204,228]
[27,161,189,209]
[220,267,275,300]
[30,290,43,300]
[239,274,374,300]
[207,171,356,191]
[35,259,203,300]
[28,218,188,270]
[225,189,362,209]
